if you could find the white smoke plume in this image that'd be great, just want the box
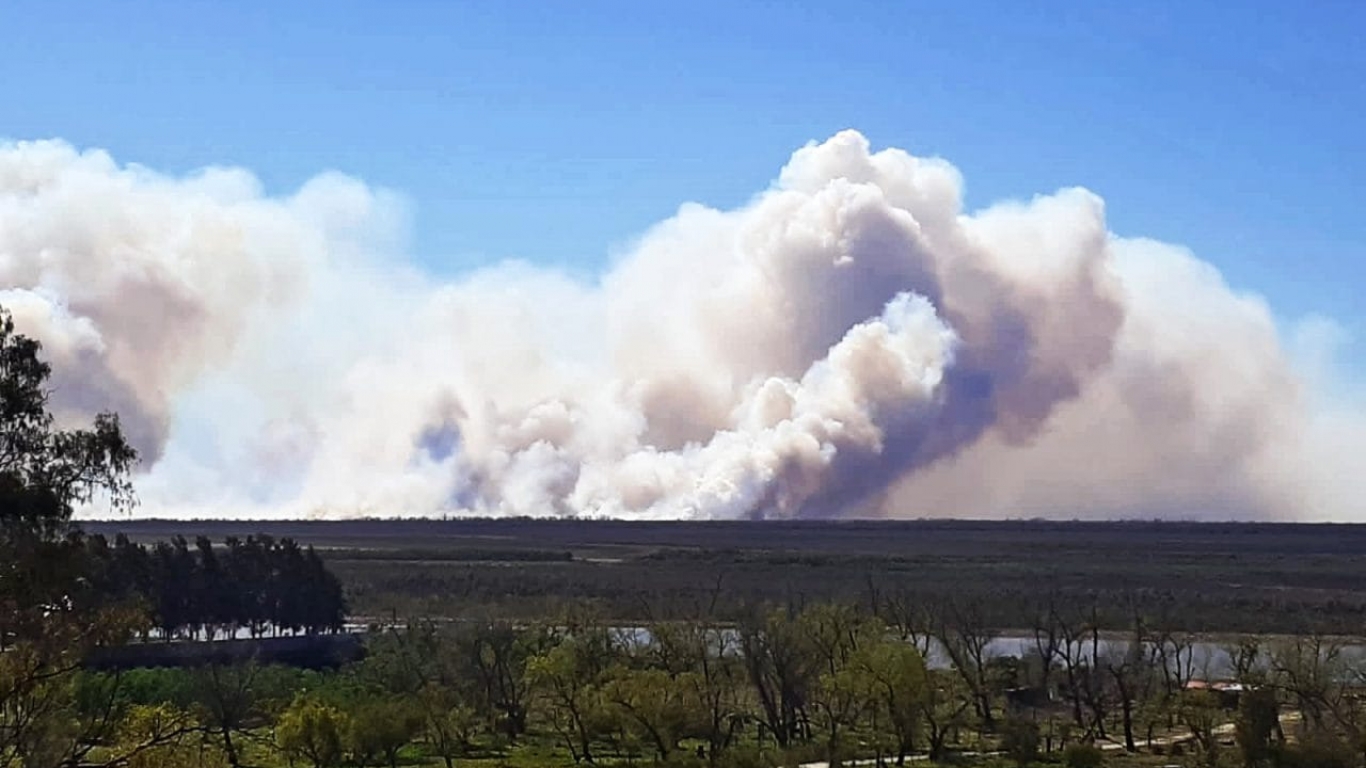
[0,131,1359,521]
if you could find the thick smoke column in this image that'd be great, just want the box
[0,141,398,461]
[0,132,1358,520]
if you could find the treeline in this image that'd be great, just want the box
[334,546,573,563]
[78,532,347,640]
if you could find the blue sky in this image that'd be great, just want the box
[2,0,1363,343]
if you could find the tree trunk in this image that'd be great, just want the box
[219,727,241,768]
[1119,694,1136,752]
[970,691,993,729]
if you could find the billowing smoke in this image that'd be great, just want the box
[0,131,1359,520]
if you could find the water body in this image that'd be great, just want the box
[143,622,370,643]
[168,620,1366,682]
[610,627,1366,680]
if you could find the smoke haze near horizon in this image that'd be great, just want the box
[0,131,1359,521]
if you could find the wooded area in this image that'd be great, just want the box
[77,532,347,640]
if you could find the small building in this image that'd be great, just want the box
[1004,685,1055,715]
[1184,679,1247,710]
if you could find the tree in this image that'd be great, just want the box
[528,635,615,764]
[647,620,744,767]
[194,535,228,640]
[0,306,141,766]
[1178,690,1222,768]
[602,666,692,762]
[359,621,488,768]
[737,608,817,748]
[456,620,542,739]
[277,695,350,768]
[921,671,972,762]
[872,587,934,657]
[94,534,347,642]
[799,605,879,766]
[420,688,482,768]
[808,663,866,767]
[853,640,929,766]
[0,309,137,536]
[1044,603,1110,741]
[108,703,217,768]
[929,597,999,729]
[1270,634,1342,735]
[1234,686,1279,768]
[189,663,268,768]
[347,697,423,768]
[1225,638,1263,685]
[1102,606,1156,753]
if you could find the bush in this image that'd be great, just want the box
[1062,743,1104,768]
[712,746,770,768]
[1276,732,1356,768]
[1000,718,1041,767]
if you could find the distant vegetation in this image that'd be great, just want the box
[95,516,1366,636]
[326,546,574,563]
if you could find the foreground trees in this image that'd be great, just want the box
[27,582,1366,767]
[0,307,350,767]
[0,307,148,765]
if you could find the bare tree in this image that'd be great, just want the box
[929,597,999,729]
[737,608,816,747]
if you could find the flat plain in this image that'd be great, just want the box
[84,518,1366,634]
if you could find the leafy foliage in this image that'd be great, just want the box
[0,306,352,767]
[999,717,1040,767]
[278,695,351,768]
[1062,742,1105,768]
[0,307,143,766]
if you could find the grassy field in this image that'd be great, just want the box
[85,518,1366,634]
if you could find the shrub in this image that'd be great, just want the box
[1000,717,1041,767]
[1062,742,1104,768]
[1276,732,1356,768]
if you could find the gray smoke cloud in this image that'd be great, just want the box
[0,131,1359,521]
